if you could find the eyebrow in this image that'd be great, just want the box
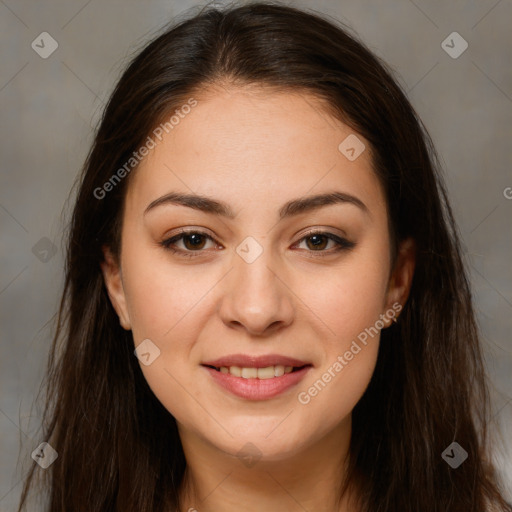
[144,191,369,220]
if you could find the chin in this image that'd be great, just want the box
[212,424,312,462]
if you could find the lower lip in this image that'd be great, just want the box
[203,365,312,400]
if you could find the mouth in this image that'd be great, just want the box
[203,364,311,379]
[201,354,313,400]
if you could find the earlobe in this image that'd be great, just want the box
[384,237,416,325]
[100,246,132,330]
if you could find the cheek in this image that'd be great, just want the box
[121,243,215,340]
[119,244,221,421]
[295,341,379,441]
[291,241,388,417]
[123,269,209,426]
[297,243,391,341]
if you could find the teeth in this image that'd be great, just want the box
[241,367,258,379]
[257,366,275,379]
[230,366,242,377]
[217,365,297,379]
[274,365,285,377]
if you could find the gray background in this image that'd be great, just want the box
[1,0,511,509]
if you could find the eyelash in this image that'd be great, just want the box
[159,229,355,259]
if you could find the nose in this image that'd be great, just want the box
[218,244,295,337]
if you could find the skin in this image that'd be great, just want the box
[101,85,415,512]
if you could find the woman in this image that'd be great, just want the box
[17,2,512,511]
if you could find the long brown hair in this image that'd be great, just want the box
[17,2,511,511]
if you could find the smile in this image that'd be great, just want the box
[201,355,313,400]
[206,364,304,379]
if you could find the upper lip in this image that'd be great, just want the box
[202,354,311,368]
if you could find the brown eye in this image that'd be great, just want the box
[160,229,355,259]
[181,233,208,250]
[160,230,217,257]
[304,233,330,251]
[295,231,355,254]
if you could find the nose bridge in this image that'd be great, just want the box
[235,236,276,290]
[220,234,294,334]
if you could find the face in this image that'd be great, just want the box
[101,85,415,462]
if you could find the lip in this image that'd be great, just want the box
[201,353,313,401]
[202,353,311,368]
[203,365,312,400]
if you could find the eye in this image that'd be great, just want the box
[160,229,355,258]
[293,230,355,256]
[160,230,217,258]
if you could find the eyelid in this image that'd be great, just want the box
[160,228,355,257]
[292,229,355,255]
[160,228,219,256]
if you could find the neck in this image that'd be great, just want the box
[177,415,359,512]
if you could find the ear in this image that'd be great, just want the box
[383,237,416,326]
[100,245,132,330]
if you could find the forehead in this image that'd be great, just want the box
[125,86,386,219]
